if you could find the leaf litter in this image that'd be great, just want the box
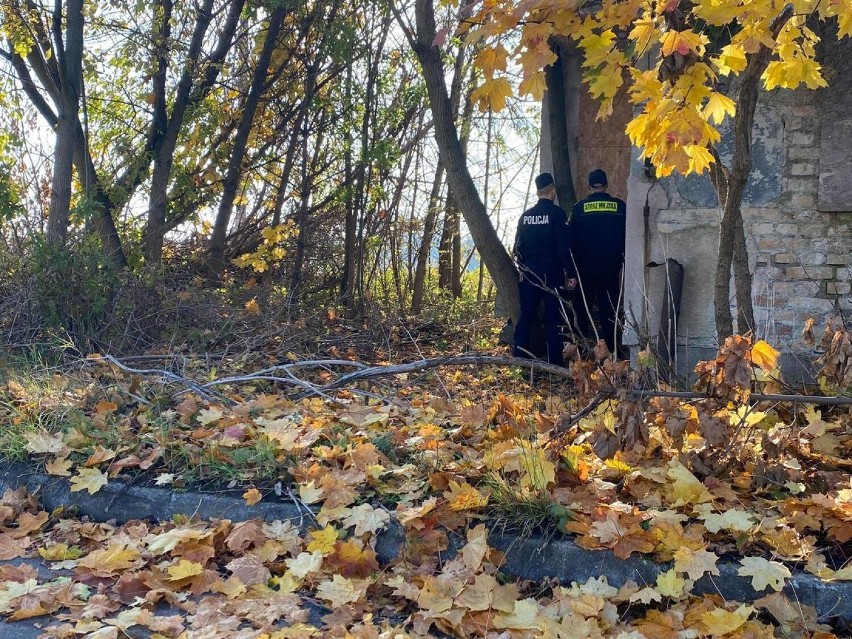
[0,326,851,637]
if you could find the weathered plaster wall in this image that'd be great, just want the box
[624,36,852,355]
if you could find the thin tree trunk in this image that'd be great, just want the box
[711,6,791,339]
[410,0,519,320]
[207,6,286,281]
[46,0,84,246]
[545,40,576,208]
[144,0,245,266]
[340,62,358,313]
[411,161,445,313]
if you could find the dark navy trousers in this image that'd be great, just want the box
[513,268,565,367]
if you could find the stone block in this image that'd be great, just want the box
[783,178,819,194]
[775,280,822,297]
[827,282,851,295]
[757,237,791,251]
[801,253,827,266]
[790,163,818,177]
[826,254,848,266]
[787,146,820,161]
[776,223,799,235]
[774,253,798,264]
[754,266,785,280]
[788,193,816,209]
[785,266,835,280]
[753,222,776,235]
[787,296,836,312]
[790,132,816,146]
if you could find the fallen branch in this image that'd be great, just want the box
[87,355,219,401]
[305,354,573,397]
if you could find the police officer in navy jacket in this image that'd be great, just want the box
[512,172,573,367]
[569,169,626,354]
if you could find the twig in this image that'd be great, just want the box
[87,355,219,401]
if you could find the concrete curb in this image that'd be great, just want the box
[3,462,851,622]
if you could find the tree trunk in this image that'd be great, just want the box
[143,0,245,267]
[412,0,519,320]
[711,6,791,340]
[46,0,85,247]
[545,40,576,208]
[411,161,445,313]
[207,6,286,281]
[340,62,358,313]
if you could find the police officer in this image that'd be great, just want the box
[569,169,626,355]
[513,172,573,367]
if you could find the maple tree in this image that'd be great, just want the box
[460,0,851,338]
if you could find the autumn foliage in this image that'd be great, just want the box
[0,320,851,636]
[461,0,851,176]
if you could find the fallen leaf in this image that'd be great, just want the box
[341,503,389,536]
[243,487,262,506]
[737,556,791,592]
[166,559,205,581]
[655,568,686,598]
[70,468,109,494]
[24,429,65,455]
[315,575,369,608]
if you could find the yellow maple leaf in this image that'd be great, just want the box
[655,568,686,598]
[167,559,204,581]
[518,71,547,100]
[737,557,791,591]
[696,505,756,533]
[493,598,539,630]
[685,144,715,174]
[269,571,302,593]
[306,525,339,555]
[78,544,141,576]
[518,443,555,491]
[471,77,513,112]
[298,480,324,504]
[660,29,707,57]
[701,605,754,635]
[751,339,780,372]
[285,550,323,579]
[244,298,260,315]
[475,44,508,78]
[714,43,748,76]
[628,19,657,54]
[70,468,108,494]
[579,30,616,68]
[703,91,736,124]
[462,524,489,571]
[243,487,262,506]
[213,576,247,598]
[666,461,713,506]
[145,526,211,555]
[38,544,82,561]
[315,574,368,608]
[444,480,489,511]
[673,547,720,581]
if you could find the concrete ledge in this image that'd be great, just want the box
[3,462,851,622]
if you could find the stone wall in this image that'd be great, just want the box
[623,35,852,354]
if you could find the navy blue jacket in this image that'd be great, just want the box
[569,192,626,278]
[514,198,573,279]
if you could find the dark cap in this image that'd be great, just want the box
[535,172,554,190]
[588,169,608,188]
